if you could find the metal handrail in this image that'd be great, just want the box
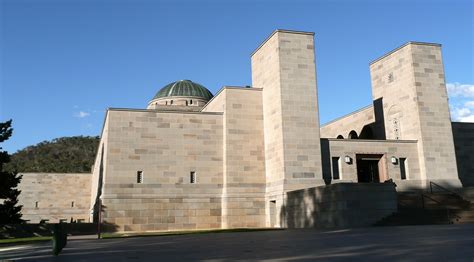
[429,181,461,198]
[421,193,461,222]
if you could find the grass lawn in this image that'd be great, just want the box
[0,236,52,245]
[101,228,283,239]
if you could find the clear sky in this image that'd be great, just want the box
[1,0,473,153]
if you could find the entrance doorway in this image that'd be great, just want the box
[356,154,385,183]
[269,200,277,227]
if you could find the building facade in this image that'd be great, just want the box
[18,30,472,231]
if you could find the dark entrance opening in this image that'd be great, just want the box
[356,154,385,183]
[269,200,277,227]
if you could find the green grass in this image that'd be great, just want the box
[101,228,283,239]
[0,236,52,245]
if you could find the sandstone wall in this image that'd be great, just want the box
[18,173,91,223]
[216,87,266,228]
[284,183,397,228]
[252,30,325,227]
[370,42,460,188]
[101,109,223,232]
[320,105,375,139]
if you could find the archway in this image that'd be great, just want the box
[359,125,374,139]
[348,130,358,139]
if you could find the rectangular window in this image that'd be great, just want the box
[71,201,75,208]
[137,171,143,183]
[190,171,196,184]
[400,158,407,180]
[332,157,341,180]
[35,201,39,208]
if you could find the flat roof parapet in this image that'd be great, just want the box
[107,108,223,115]
[370,41,442,65]
[251,29,315,57]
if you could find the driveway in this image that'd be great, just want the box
[2,224,474,261]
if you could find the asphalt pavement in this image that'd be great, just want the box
[1,224,474,261]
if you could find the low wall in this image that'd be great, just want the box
[0,223,100,239]
[18,173,92,223]
[283,183,397,228]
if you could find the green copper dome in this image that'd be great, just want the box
[153,80,213,101]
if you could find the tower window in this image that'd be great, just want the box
[190,171,196,184]
[400,158,407,180]
[186,100,188,106]
[137,171,143,183]
[35,201,39,208]
[170,100,174,105]
[71,201,75,208]
[332,157,341,180]
[190,100,193,105]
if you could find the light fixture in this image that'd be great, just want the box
[391,156,398,164]
[344,155,352,164]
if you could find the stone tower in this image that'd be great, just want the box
[251,30,324,226]
[370,42,461,188]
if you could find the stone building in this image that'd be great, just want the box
[18,30,473,231]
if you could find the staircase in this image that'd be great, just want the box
[375,182,474,226]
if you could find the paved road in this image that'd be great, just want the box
[1,224,474,261]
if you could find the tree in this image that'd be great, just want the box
[0,119,23,224]
[5,136,99,173]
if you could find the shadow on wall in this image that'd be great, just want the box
[320,139,332,185]
[373,97,386,140]
[452,122,474,187]
[93,145,105,224]
[279,183,398,229]
[0,222,119,239]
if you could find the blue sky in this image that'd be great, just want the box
[1,0,473,153]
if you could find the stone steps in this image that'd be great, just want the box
[375,191,473,226]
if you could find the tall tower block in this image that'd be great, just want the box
[370,42,461,188]
[251,30,324,225]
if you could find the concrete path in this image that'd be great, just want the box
[1,224,474,261]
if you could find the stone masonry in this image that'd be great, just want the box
[17,30,471,231]
[18,173,91,223]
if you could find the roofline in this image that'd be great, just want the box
[321,104,374,127]
[369,41,442,65]
[108,107,223,115]
[322,138,418,143]
[251,29,315,57]
[200,86,263,112]
[451,121,474,124]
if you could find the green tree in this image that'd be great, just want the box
[5,136,100,173]
[0,119,23,224]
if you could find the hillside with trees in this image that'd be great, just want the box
[5,136,100,173]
